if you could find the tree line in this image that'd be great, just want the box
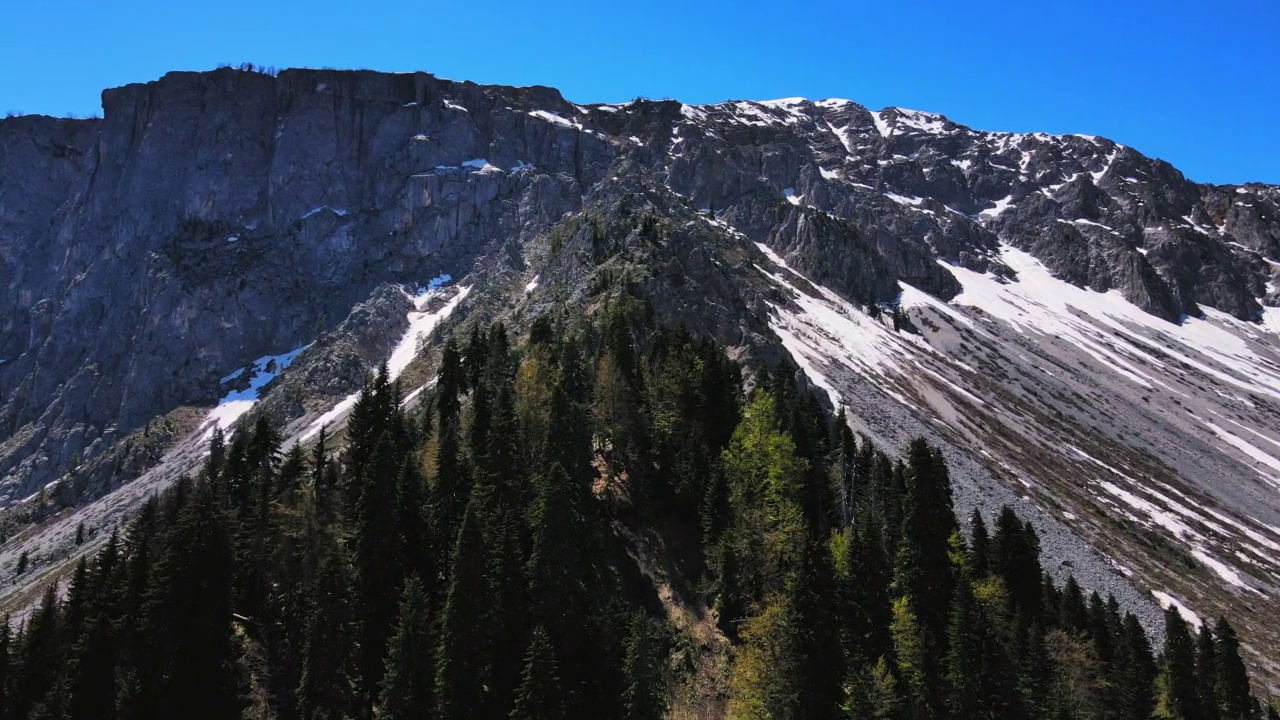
[1,310,1274,720]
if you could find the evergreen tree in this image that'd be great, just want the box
[621,612,665,720]
[990,505,1043,620]
[1117,612,1157,720]
[1159,607,1201,720]
[140,484,239,719]
[720,391,808,602]
[1197,622,1223,720]
[726,596,802,720]
[353,433,405,707]
[892,440,955,720]
[944,580,980,720]
[436,493,496,719]
[1058,576,1089,635]
[1212,617,1255,720]
[377,575,434,720]
[509,627,565,720]
[0,620,8,719]
[296,536,359,720]
[969,509,989,578]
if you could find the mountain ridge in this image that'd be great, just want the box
[3,66,1280,689]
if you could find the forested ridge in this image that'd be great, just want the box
[2,310,1275,720]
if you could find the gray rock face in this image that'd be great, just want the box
[2,66,1278,508]
[0,68,602,498]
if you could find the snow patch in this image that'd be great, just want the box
[202,345,310,440]
[1151,591,1201,626]
[529,110,579,129]
[387,284,473,380]
[300,281,471,443]
[885,193,925,207]
[302,206,349,220]
[979,196,1015,219]
[461,158,500,172]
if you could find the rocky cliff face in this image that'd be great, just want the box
[0,68,607,496]
[4,67,1280,687]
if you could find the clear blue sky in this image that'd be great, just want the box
[2,0,1276,184]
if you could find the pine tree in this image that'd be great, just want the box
[377,575,434,720]
[395,460,433,587]
[720,391,808,601]
[863,656,904,720]
[296,534,359,720]
[436,493,495,719]
[1058,576,1089,634]
[1159,606,1201,720]
[509,626,565,720]
[621,612,665,720]
[1197,622,1222,720]
[968,509,989,578]
[142,484,239,719]
[1212,617,1255,720]
[990,505,1043,619]
[525,462,590,700]
[0,619,10,719]
[1116,612,1157,720]
[889,595,932,720]
[945,578,983,720]
[10,584,66,717]
[892,440,955,720]
[353,434,405,707]
[726,596,802,720]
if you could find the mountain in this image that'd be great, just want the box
[2,67,1280,690]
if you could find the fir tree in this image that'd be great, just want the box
[1116,612,1157,720]
[509,626,565,720]
[377,575,434,720]
[621,612,665,720]
[1212,617,1255,720]
[436,492,495,719]
[1197,622,1223,720]
[296,535,359,720]
[968,509,989,578]
[1159,607,1201,720]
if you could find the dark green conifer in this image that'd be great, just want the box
[377,575,434,720]
[509,626,564,720]
[1161,606,1201,720]
[1213,617,1254,720]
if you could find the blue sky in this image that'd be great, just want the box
[2,0,1276,184]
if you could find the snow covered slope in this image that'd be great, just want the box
[758,238,1280,683]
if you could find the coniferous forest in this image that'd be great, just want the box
[3,313,1276,720]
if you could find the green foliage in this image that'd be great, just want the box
[377,575,433,719]
[2,317,1268,720]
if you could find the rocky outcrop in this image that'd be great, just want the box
[2,67,1279,505]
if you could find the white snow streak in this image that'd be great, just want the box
[300,280,470,443]
[202,345,310,440]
